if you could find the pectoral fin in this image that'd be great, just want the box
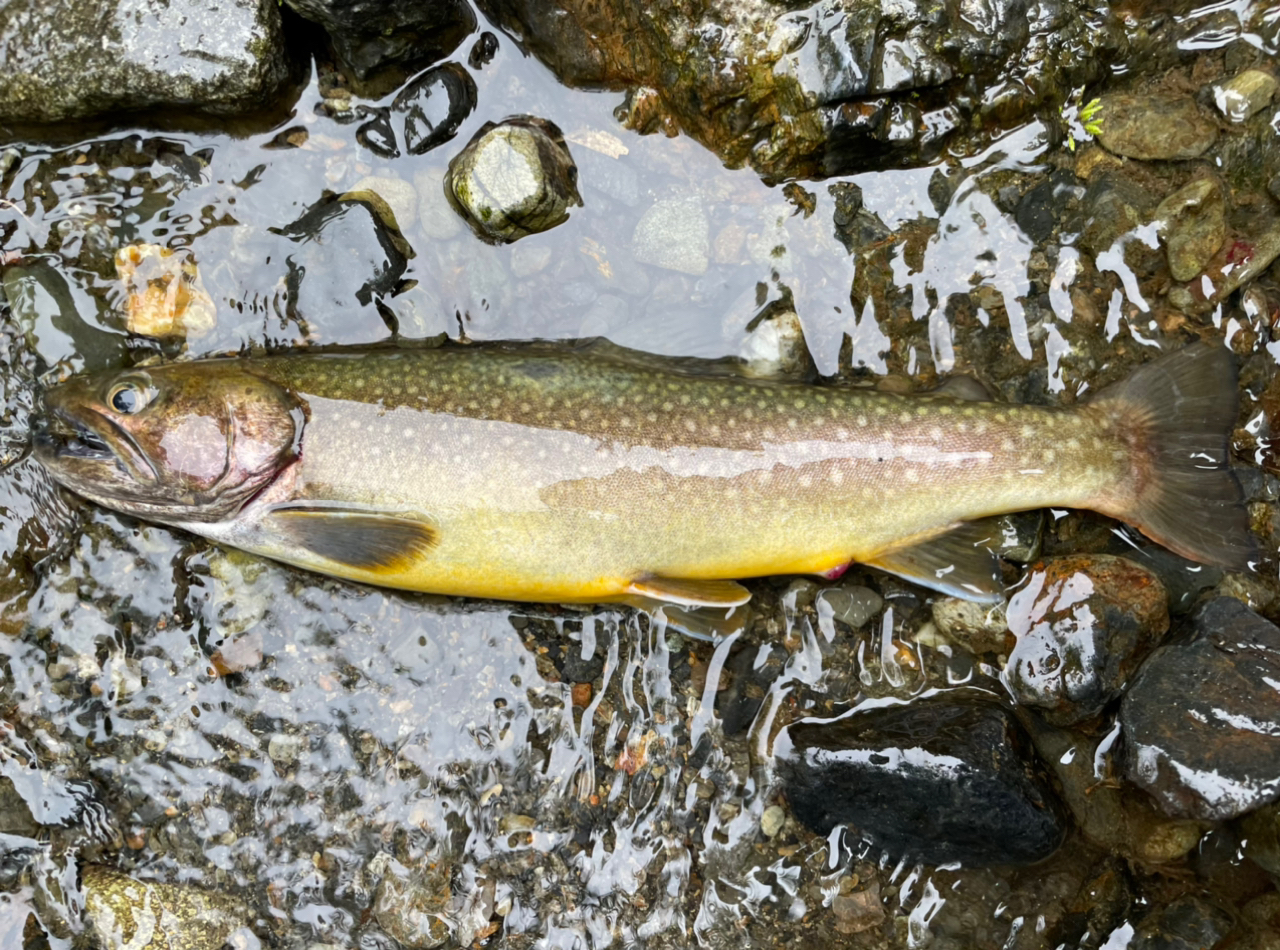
[266,507,437,574]
[626,575,752,608]
[865,522,1003,602]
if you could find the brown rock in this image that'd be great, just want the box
[1095,94,1218,160]
[833,881,883,935]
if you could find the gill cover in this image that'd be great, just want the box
[35,361,302,523]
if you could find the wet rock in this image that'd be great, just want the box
[114,244,216,340]
[1155,177,1227,282]
[1026,714,1205,864]
[392,62,477,156]
[1002,556,1168,726]
[356,107,400,159]
[1016,170,1083,244]
[738,309,813,379]
[2,261,126,369]
[778,698,1065,866]
[1126,896,1233,950]
[0,0,289,125]
[446,117,582,244]
[832,881,883,935]
[1241,801,1280,877]
[816,585,883,633]
[283,0,475,81]
[760,805,785,838]
[1095,94,1218,161]
[1121,597,1280,820]
[631,198,710,276]
[930,599,1010,656]
[1213,69,1278,123]
[1078,174,1157,257]
[371,854,452,949]
[991,510,1045,564]
[346,176,419,232]
[475,0,1124,180]
[82,865,252,950]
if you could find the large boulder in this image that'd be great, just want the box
[0,0,290,125]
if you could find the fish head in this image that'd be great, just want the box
[34,362,301,522]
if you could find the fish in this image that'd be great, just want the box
[31,340,1255,610]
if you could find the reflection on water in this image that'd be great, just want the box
[3,0,1280,946]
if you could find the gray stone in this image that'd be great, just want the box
[930,598,1010,656]
[1121,598,1280,820]
[446,117,583,244]
[1126,896,1233,950]
[632,198,710,276]
[816,585,883,632]
[1096,94,1218,161]
[282,0,474,81]
[1155,177,1226,282]
[0,0,289,125]
[1213,69,1278,123]
[1078,174,1157,257]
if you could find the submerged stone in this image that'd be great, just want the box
[393,62,477,156]
[1002,555,1168,726]
[631,198,710,276]
[0,0,290,125]
[82,865,251,950]
[1155,177,1227,282]
[778,698,1066,866]
[372,855,453,949]
[1213,69,1278,123]
[446,117,582,244]
[1121,597,1280,820]
[1124,895,1234,950]
[1095,94,1218,161]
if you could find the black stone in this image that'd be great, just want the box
[1015,169,1082,244]
[283,0,475,81]
[1121,597,1280,820]
[392,62,477,156]
[355,107,400,159]
[469,31,500,69]
[778,698,1066,866]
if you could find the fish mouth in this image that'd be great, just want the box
[36,408,159,483]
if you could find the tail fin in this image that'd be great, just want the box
[1091,343,1256,570]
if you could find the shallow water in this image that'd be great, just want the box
[2,1,1280,947]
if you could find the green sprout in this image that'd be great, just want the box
[1063,96,1104,152]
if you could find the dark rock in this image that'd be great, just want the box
[1077,173,1157,257]
[446,117,582,244]
[355,106,400,159]
[716,643,785,737]
[777,698,1066,866]
[1015,170,1083,244]
[1121,598,1280,820]
[474,0,1126,181]
[469,32,500,70]
[0,0,290,125]
[1002,555,1169,725]
[392,62,477,156]
[1126,896,1233,950]
[1047,861,1133,950]
[1095,94,1219,161]
[283,0,475,82]
[1155,177,1226,282]
[270,193,411,325]
[1241,801,1280,877]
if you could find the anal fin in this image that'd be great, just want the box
[865,522,1003,603]
[626,574,752,608]
[266,506,437,574]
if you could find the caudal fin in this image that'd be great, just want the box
[1091,343,1256,570]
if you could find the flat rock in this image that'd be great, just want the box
[0,0,289,125]
[1002,555,1169,725]
[632,198,710,276]
[1121,597,1280,820]
[1096,94,1218,161]
[777,698,1066,866]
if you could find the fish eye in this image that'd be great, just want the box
[107,380,153,415]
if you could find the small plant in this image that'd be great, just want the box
[1063,96,1104,152]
